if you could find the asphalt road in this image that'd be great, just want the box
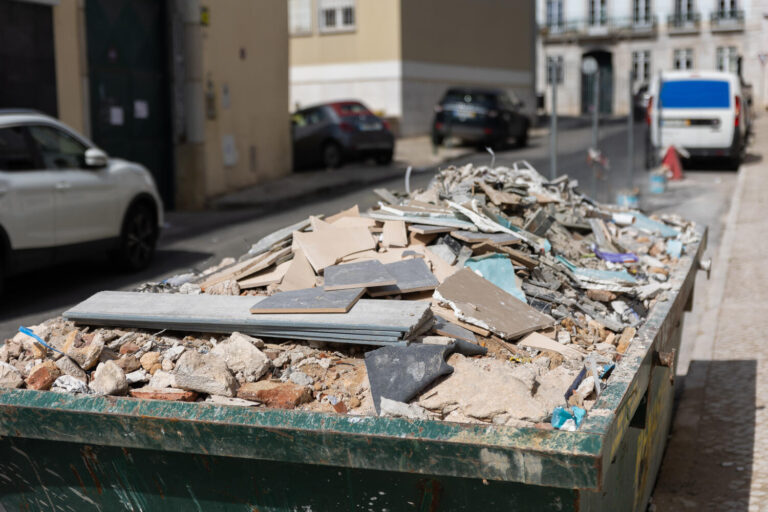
[0,119,736,339]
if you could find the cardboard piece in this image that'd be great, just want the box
[434,268,554,340]
[238,261,291,289]
[250,287,365,314]
[293,226,376,273]
[324,260,397,291]
[382,220,408,247]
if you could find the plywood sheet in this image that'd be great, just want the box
[324,260,396,291]
[238,261,291,289]
[408,224,454,235]
[250,287,364,314]
[518,332,584,360]
[293,226,376,273]
[433,317,477,343]
[382,220,408,247]
[201,246,291,290]
[369,259,439,297]
[434,268,554,340]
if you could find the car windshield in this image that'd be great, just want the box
[441,91,496,107]
[659,80,731,109]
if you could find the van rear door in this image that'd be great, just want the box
[654,79,734,151]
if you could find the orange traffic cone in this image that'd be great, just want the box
[662,146,684,181]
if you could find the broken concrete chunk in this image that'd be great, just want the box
[616,326,637,354]
[206,279,241,296]
[148,370,177,389]
[237,381,312,408]
[66,334,104,370]
[89,361,128,395]
[228,331,265,349]
[0,361,23,389]
[288,371,314,387]
[26,361,61,391]
[51,375,90,394]
[174,351,237,397]
[380,397,430,420]
[140,352,162,373]
[210,335,270,382]
[163,345,186,362]
[55,356,87,383]
[586,289,617,302]
[126,369,150,385]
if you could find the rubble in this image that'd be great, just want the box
[2,161,700,430]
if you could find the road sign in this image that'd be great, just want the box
[582,57,598,75]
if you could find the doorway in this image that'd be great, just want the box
[581,50,614,115]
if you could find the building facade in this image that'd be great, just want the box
[537,0,768,116]
[0,0,291,210]
[289,0,536,136]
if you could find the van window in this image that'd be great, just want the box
[659,80,731,108]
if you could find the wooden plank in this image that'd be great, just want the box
[238,261,291,289]
[277,249,316,292]
[408,224,455,235]
[324,260,397,291]
[65,292,433,333]
[431,305,491,337]
[518,332,584,360]
[293,226,376,273]
[476,180,522,206]
[368,259,439,297]
[382,220,408,247]
[250,287,365,314]
[434,268,555,340]
[450,230,521,246]
[433,317,477,343]
[201,246,291,290]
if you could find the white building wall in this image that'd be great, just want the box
[537,0,764,116]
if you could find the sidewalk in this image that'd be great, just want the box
[211,136,473,210]
[651,117,768,511]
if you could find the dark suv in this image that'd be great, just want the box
[432,88,529,149]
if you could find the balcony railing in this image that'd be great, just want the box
[540,16,657,40]
[710,9,745,31]
[667,12,701,33]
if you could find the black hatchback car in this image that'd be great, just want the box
[291,101,395,169]
[432,88,529,149]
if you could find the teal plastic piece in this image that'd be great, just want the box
[551,406,587,430]
[630,212,679,238]
[465,254,527,303]
[556,256,638,285]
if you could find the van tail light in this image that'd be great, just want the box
[734,96,741,127]
[382,120,391,131]
[646,96,653,125]
[340,122,355,133]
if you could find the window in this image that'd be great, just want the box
[633,0,651,24]
[674,0,694,19]
[716,0,738,17]
[27,125,86,169]
[546,0,564,29]
[318,0,355,33]
[673,49,693,70]
[289,0,313,35]
[660,80,730,108]
[716,46,739,72]
[0,126,36,171]
[546,56,564,84]
[589,0,607,26]
[632,51,652,81]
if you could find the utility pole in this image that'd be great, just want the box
[628,70,635,191]
[549,59,558,180]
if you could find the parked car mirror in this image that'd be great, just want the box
[85,148,108,168]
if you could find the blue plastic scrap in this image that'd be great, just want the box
[551,406,587,431]
[18,326,65,356]
[556,256,638,285]
[593,245,638,264]
[630,212,680,238]
[666,239,683,259]
[465,254,527,303]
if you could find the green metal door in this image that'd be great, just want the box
[86,0,174,207]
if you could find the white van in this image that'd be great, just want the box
[647,71,747,169]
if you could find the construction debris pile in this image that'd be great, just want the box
[0,162,701,430]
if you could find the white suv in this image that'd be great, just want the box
[0,110,163,292]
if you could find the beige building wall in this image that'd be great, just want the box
[52,0,88,135]
[201,0,291,199]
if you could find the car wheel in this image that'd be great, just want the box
[375,150,393,166]
[117,202,157,271]
[322,142,343,169]
[727,155,741,171]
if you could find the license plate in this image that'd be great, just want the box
[359,123,382,131]
[662,119,689,127]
